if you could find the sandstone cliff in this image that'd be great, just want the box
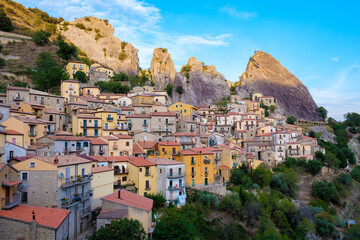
[150,48,176,90]
[173,57,230,106]
[239,50,319,120]
[60,17,139,75]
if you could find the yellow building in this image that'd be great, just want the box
[90,63,114,78]
[0,162,21,210]
[5,129,24,147]
[2,116,47,146]
[18,102,45,118]
[168,102,198,117]
[81,86,101,97]
[130,95,154,105]
[100,134,133,156]
[150,141,180,159]
[91,166,114,209]
[175,148,215,186]
[0,126,5,159]
[127,157,157,196]
[72,114,102,137]
[61,80,80,102]
[94,109,120,136]
[105,156,131,187]
[66,60,89,78]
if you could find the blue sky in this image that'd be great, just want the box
[16,0,360,120]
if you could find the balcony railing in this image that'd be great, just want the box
[107,117,114,122]
[205,172,208,177]
[168,185,184,190]
[114,168,129,175]
[191,161,196,165]
[1,193,21,210]
[61,197,81,208]
[81,190,93,201]
[167,172,185,178]
[61,175,93,189]
[145,186,151,190]
[204,159,211,164]
[13,96,24,101]
[80,206,91,218]
[165,121,174,125]
[28,131,37,137]
[171,151,181,155]
[145,170,151,176]
[64,147,84,153]
[181,140,195,145]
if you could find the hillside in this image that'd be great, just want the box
[239,50,320,120]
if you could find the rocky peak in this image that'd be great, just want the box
[150,48,176,90]
[60,17,139,75]
[239,50,319,120]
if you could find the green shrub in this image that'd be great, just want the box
[251,165,273,187]
[336,173,353,188]
[118,50,127,61]
[284,157,297,168]
[312,180,339,204]
[314,218,338,238]
[219,193,242,219]
[165,84,173,97]
[0,8,14,32]
[0,58,6,68]
[351,166,360,181]
[32,31,48,46]
[175,85,183,95]
[305,160,322,175]
[73,71,87,83]
[144,193,166,208]
[197,192,218,209]
[75,23,86,29]
[286,116,296,124]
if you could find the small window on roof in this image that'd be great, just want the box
[29,162,36,168]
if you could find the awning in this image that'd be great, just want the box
[2,181,22,187]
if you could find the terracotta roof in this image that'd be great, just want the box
[34,155,91,167]
[87,155,108,162]
[113,134,132,139]
[137,141,156,149]
[92,166,113,174]
[5,129,23,135]
[74,114,101,119]
[0,204,70,229]
[158,141,180,146]
[181,148,214,155]
[7,86,29,91]
[55,131,73,136]
[102,190,153,212]
[0,162,7,171]
[44,108,65,115]
[97,209,128,219]
[12,116,47,124]
[90,138,108,145]
[150,112,176,116]
[133,143,145,154]
[125,114,151,118]
[105,156,130,162]
[147,158,184,165]
[218,144,235,150]
[129,157,156,167]
[173,132,199,136]
[62,79,79,83]
[219,165,231,170]
[26,143,52,150]
[45,136,90,141]
[2,180,22,187]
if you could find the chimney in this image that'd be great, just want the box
[54,156,59,164]
[118,189,121,199]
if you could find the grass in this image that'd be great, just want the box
[0,35,30,41]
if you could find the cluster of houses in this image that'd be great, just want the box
[0,60,325,239]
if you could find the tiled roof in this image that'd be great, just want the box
[0,162,7,171]
[7,86,29,91]
[150,112,176,116]
[74,114,101,119]
[173,132,199,136]
[218,144,235,150]
[219,165,231,170]
[97,209,128,219]
[45,136,90,141]
[158,141,179,146]
[137,141,156,149]
[92,166,113,174]
[62,79,79,83]
[133,143,145,154]
[44,108,65,115]
[90,138,108,145]
[13,116,46,124]
[5,129,23,135]
[128,157,156,167]
[113,134,132,139]
[105,156,130,162]
[147,158,184,165]
[0,204,70,229]
[102,190,153,212]
[181,148,214,155]
[34,155,91,167]
[26,143,52,150]
[87,155,108,162]
[55,131,73,136]
[125,114,151,118]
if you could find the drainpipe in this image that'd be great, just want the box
[32,210,36,240]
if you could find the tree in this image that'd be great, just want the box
[112,73,129,82]
[95,81,130,94]
[219,193,242,219]
[315,151,325,162]
[308,130,316,138]
[282,168,299,197]
[87,218,146,240]
[351,166,360,181]
[314,218,338,239]
[270,174,289,195]
[154,208,196,240]
[175,85,183,95]
[325,152,340,169]
[32,31,49,46]
[312,180,339,204]
[73,71,87,83]
[56,39,77,60]
[0,8,14,32]
[344,224,360,240]
[0,57,6,68]
[165,84,173,97]
[229,168,253,189]
[251,165,273,187]
[336,173,353,188]
[318,106,328,120]
[286,116,296,124]
[305,160,322,175]
[144,193,166,208]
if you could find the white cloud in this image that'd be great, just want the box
[176,34,231,46]
[220,5,258,20]
[307,74,323,80]
[331,56,339,62]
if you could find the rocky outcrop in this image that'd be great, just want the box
[240,50,319,120]
[172,57,230,106]
[150,48,176,90]
[60,17,139,75]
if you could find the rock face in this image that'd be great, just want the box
[60,17,139,75]
[150,48,176,90]
[240,50,319,120]
[173,57,230,106]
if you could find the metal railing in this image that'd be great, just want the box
[13,96,24,101]
[1,193,21,210]
[168,185,184,190]
[165,121,174,125]
[167,172,185,178]
[28,131,37,137]
[114,169,129,175]
[80,206,91,218]
[145,170,151,176]
[61,175,93,189]
[107,117,114,122]
[145,186,151,190]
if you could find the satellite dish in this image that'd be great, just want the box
[60,172,65,178]
[17,182,28,192]
[24,145,28,149]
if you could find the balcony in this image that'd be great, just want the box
[145,170,151,176]
[81,190,93,202]
[61,175,93,189]
[64,147,84,153]
[205,172,208,177]
[107,117,114,122]
[28,131,37,137]
[13,96,24,101]
[168,185,184,191]
[167,172,185,178]
[181,140,195,145]
[40,100,45,105]
[61,197,81,208]
[191,161,196,165]
[145,186,151,191]
[1,193,21,210]
[114,168,129,175]
[81,125,101,128]
[165,120,174,125]
[80,206,91,218]
[204,159,211,164]
[171,151,181,156]
[99,148,105,154]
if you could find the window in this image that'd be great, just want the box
[56,99,60,104]
[9,150,14,159]
[81,168,85,177]
[184,109,187,113]
[122,176,127,181]
[21,172,28,181]
[83,129,87,136]
[145,167,150,175]
[126,142,129,146]
[104,123,108,129]
[158,118,161,122]
[21,192,28,203]
[160,169,162,174]
[191,157,195,164]
[79,64,83,70]
[179,179,182,187]
[34,96,37,101]
[145,180,150,189]
[94,129,98,136]
[158,125,161,130]
[83,142,89,147]
[72,64,76,68]
[29,162,36,168]
[140,168,142,172]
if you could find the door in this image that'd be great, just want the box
[5,187,10,205]
[205,178,208,186]
[66,168,70,183]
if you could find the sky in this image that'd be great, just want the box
[15,0,360,120]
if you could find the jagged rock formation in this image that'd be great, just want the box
[239,50,319,120]
[150,48,176,90]
[60,17,139,75]
[173,57,230,106]
[234,86,250,99]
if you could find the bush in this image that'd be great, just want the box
[351,166,360,181]
[284,157,297,168]
[251,165,273,187]
[315,151,325,162]
[175,85,184,95]
[270,174,289,194]
[308,130,316,138]
[165,84,173,97]
[305,160,322,175]
[197,192,218,209]
[286,116,296,124]
[0,8,14,32]
[349,126,358,134]
[73,71,87,83]
[312,180,339,204]
[32,31,49,46]
[0,58,6,68]
[336,173,353,188]
[118,50,127,61]
[56,39,77,60]
[318,106,328,120]
[314,218,338,239]
[75,23,86,29]
[144,193,166,208]
[219,193,242,219]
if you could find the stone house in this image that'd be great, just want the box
[90,138,108,156]
[37,135,91,156]
[150,112,177,138]
[126,114,151,132]
[4,142,27,161]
